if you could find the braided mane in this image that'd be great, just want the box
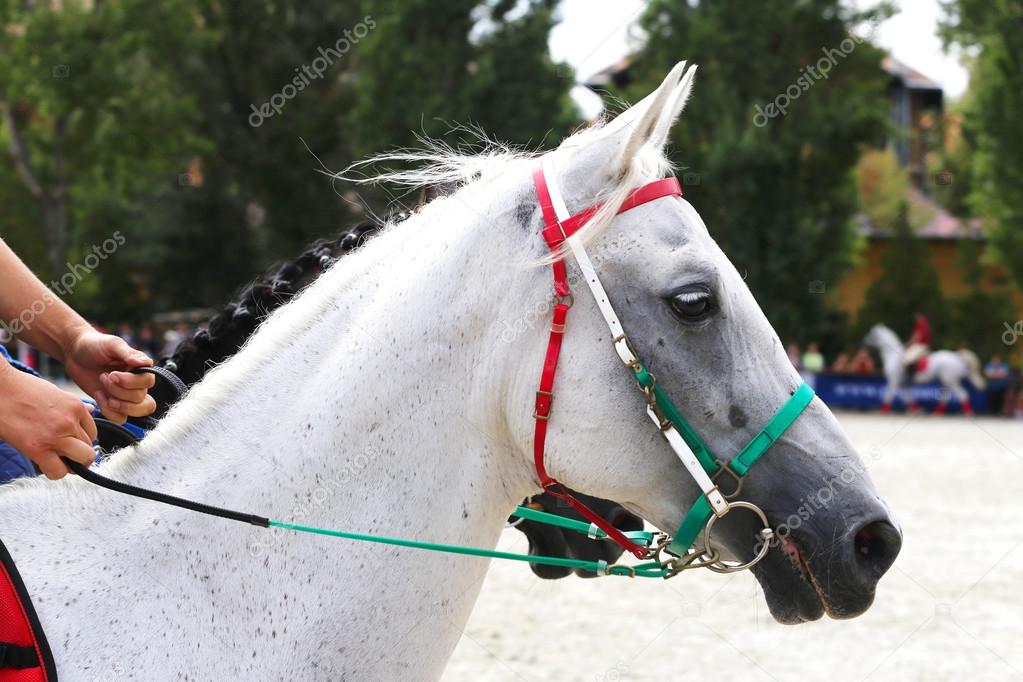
[160,217,405,386]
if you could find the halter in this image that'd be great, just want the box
[50,162,815,581]
[529,156,815,573]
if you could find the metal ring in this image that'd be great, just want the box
[702,501,773,573]
[554,292,574,308]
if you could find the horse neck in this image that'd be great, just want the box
[873,328,903,365]
[0,176,549,677]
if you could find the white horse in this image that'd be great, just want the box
[1,65,900,680]
[864,323,986,414]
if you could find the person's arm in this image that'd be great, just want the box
[0,238,156,420]
[0,238,91,362]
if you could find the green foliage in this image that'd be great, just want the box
[620,0,892,344]
[924,105,973,218]
[138,0,369,310]
[857,202,947,340]
[0,0,206,316]
[1,0,579,318]
[940,0,1023,288]
[945,239,1017,358]
[349,0,577,157]
[857,149,909,228]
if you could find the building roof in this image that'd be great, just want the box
[582,56,634,91]
[860,187,985,240]
[882,55,943,92]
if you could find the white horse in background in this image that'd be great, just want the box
[0,65,900,680]
[864,323,986,415]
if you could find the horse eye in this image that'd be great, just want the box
[668,288,714,322]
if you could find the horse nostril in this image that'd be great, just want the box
[853,519,902,578]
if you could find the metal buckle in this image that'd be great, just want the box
[533,390,554,421]
[554,292,574,308]
[612,333,641,370]
[711,461,744,499]
[604,562,637,578]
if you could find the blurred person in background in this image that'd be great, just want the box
[115,322,135,349]
[902,311,931,380]
[137,323,159,358]
[849,348,877,375]
[984,355,1010,416]
[0,239,157,480]
[787,343,802,370]
[161,322,191,357]
[802,342,825,374]
[831,351,851,374]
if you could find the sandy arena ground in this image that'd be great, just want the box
[443,413,1023,682]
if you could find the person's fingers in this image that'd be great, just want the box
[56,435,96,467]
[35,453,70,480]
[107,371,155,391]
[117,394,157,418]
[94,390,128,425]
[102,337,153,367]
[78,401,98,442]
[102,374,152,404]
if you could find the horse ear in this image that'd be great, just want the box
[648,63,697,151]
[599,61,694,172]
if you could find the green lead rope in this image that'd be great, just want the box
[267,378,813,575]
[66,455,667,579]
[271,505,667,578]
[65,376,814,580]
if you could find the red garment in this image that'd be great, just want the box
[913,316,931,345]
[1,539,53,681]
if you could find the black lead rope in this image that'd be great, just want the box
[64,365,268,528]
[62,457,270,528]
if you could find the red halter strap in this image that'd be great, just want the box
[530,168,683,559]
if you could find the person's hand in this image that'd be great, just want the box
[62,329,156,424]
[0,364,97,479]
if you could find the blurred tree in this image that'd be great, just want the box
[0,0,205,290]
[945,238,1016,358]
[349,0,578,161]
[857,148,910,228]
[924,102,973,218]
[858,202,948,340]
[144,0,370,310]
[619,0,892,344]
[940,0,1023,289]
[0,145,44,271]
[1,0,578,318]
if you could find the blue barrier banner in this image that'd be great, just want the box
[811,373,989,413]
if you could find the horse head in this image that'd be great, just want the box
[525,63,901,622]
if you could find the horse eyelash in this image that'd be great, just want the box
[674,290,709,303]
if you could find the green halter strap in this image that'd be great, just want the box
[634,366,816,556]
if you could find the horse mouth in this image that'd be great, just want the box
[760,529,885,623]
[779,533,813,582]
[754,532,827,623]
[778,533,830,608]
